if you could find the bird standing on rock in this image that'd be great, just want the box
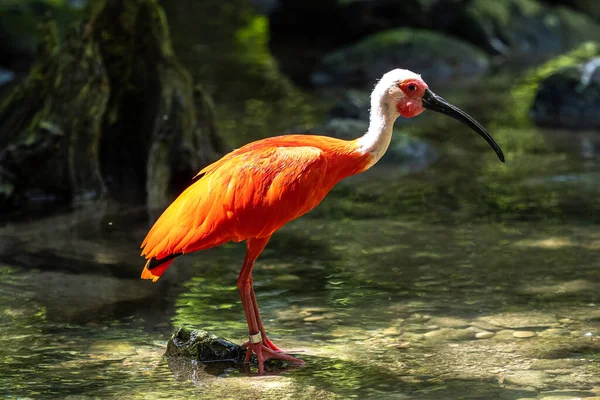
[140,69,505,373]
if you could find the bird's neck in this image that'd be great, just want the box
[355,99,396,170]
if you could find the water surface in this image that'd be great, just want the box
[1,117,600,398]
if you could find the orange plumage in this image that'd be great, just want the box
[139,68,504,373]
[140,135,370,281]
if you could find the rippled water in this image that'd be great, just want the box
[1,118,600,398]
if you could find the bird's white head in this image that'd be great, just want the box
[371,68,429,120]
[365,68,505,163]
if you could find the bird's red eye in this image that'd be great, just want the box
[399,80,424,96]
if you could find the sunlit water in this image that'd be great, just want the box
[1,117,600,398]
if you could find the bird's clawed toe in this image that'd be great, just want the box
[243,341,304,374]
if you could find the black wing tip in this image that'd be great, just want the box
[147,253,183,270]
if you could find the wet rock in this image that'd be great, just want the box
[312,28,489,89]
[530,57,600,129]
[493,329,518,341]
[428,316,470,328]
[530,359,584,370]
[304,315,326,322]
[423,328,475,341]
[272,273,302,283]
[166,328,243,363]
[513,331,537,338]
[502,370,549,389]
[382,326,402,336]
[475,331,496,339]
[302,307,331,313]
[477,312,559,329]
[470,321,502,332]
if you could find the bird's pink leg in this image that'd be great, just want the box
[248,285,283,352]
[237,237,304,373]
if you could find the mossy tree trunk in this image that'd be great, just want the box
[0,0,223,213]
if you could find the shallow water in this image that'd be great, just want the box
[1,121,600,398]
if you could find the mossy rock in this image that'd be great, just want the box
[443,0,600,60]
[165,327,291,373]
[166,328,243,363]
[530,58,600,129]
[509,41,600,127]
[312,28,489,88]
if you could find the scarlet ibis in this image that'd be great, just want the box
[140,69,504,373]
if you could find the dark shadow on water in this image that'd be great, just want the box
[166,353,538,400]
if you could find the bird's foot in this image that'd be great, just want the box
[243,341,304,373]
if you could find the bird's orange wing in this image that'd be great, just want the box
[140,144,329,267]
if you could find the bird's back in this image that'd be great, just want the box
[140,135,370,269]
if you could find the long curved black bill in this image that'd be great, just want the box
[422,88,505,162]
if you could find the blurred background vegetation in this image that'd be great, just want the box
[0,0,599,218]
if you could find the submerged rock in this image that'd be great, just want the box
[513,331,537,339]
[502,370,549,389]
[477,313,559,329]
[312,28,489,88]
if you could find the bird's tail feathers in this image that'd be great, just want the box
[141,258,175,282]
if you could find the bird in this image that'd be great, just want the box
[140,68,504,373]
